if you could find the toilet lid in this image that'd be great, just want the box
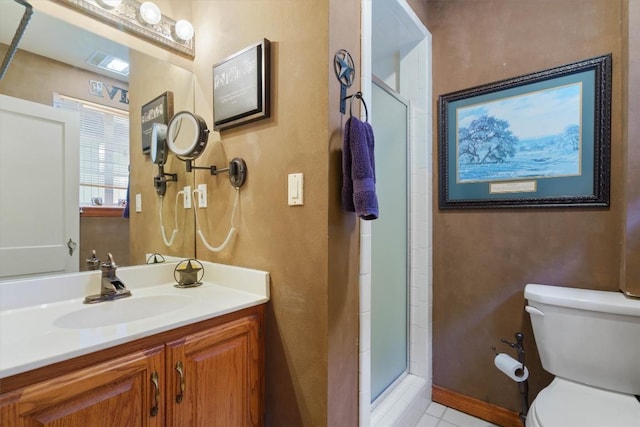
[528,378,640,427]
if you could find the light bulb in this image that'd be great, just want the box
[174,20,194,42]
[139,2,162,25]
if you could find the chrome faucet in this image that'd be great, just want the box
[84,253,132,303]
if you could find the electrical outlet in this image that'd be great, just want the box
[184,186,192,209]
[198,184,207,208]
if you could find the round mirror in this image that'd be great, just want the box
[166,111,210,159]
[150,123,167,165]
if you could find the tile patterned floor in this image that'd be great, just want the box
[415,402,500,427]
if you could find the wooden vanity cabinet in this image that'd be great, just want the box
[0,307,264,427]
[0,345,165,427]
[166,313,263,427]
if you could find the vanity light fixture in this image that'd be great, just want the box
[138,1,161,25]
[51,0,195,58]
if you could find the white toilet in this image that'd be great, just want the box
[524,284,640,427]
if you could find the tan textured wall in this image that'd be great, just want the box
[80,217,130,270]
[423,0,625,412]
[189,1,360,425]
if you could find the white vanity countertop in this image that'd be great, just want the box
[0,261,269,379]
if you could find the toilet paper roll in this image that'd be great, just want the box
[494,353,529,382]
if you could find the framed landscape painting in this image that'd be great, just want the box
[438,54,611,209]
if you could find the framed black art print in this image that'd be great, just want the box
[438,54,611,209]
[141,91,173,154]
[213,39,271,131]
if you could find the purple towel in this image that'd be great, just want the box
[342,116,378,220]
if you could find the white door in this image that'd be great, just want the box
[0,94,80,279]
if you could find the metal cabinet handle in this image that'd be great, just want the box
[175,361,185,403]
[150,371,160,417]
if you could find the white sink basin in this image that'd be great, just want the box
[1,260,270,379]
[53,294,193,329]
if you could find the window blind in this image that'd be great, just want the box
[53,94,129,207]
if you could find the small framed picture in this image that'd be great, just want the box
[213,39,271,131]
[141,91,173,154]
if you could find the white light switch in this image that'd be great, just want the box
[288,173,304,206]
[135,193,142,212]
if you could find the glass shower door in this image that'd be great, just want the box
[370,79,409,402]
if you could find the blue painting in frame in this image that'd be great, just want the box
[438,54,611,209]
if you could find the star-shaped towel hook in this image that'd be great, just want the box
[334,49,355,87]
[334,49,356,114]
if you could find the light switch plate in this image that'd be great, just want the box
[135,193,142,212]
[288,173,304,206]
[198,184,207,208]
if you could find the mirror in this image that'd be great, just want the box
[0,0,196,279]
[166,111,210,159]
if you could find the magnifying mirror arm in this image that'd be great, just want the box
[185,159,217,175]
[184,158,247,188]
[188,162,230,175]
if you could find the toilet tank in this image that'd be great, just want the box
[524,284,640,395]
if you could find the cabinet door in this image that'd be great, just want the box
[166,313,263,427]
[0,346,165,427]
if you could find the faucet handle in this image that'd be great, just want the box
[86,250,101,270]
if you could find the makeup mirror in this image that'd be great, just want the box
[166,111,210,159]
[166,110,247,188]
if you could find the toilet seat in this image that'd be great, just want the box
[526,378,640,427]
